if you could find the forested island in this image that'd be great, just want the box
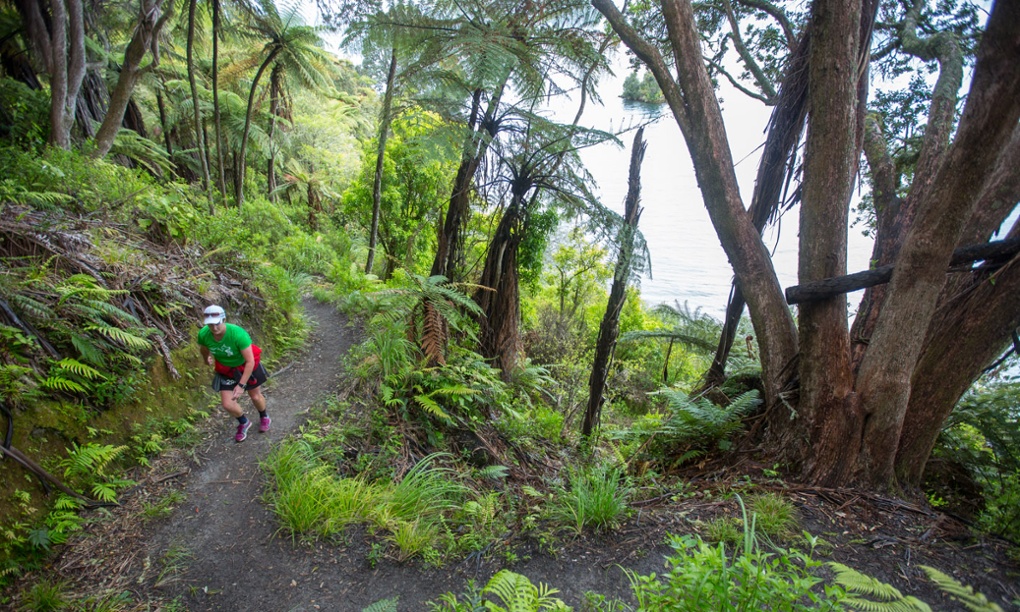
[0,0,1018,608]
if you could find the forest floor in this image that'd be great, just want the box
[7,296,1020,610]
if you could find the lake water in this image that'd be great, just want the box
[559,85,875,319]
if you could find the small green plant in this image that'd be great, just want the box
[549,463,632,534]
[430,570,570,611]
[750,492,799,541]
[141,490,187,522]
[154,543,193,588]
[919,566,1003,612]
[20,578,68,611]
[703,516,742,545]
[362,598,400,612]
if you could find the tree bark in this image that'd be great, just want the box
[236,48,280,207]
[431,79,507,282]
[895,253,1020,485]
[186,0,211,204]
[267,64,282,201]
[583,128,646,437]
[596,0,798,410]
[475,198,525,376]
[47,0,85,149]
[92,0,173,158]
[367,49,397,275]
[854,0,1020,489]
[212,0,226,197]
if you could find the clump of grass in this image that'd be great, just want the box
[549,463,632,534]
[262,443,481,561]
[141,490,187,522]
[20,579,68,611]
[749,492,798,541]
[703,516,742,545]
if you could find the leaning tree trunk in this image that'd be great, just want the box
[367,49,397,275]
[895,251,1020,485]
[236,49,279,207]
[583,128,646,438]
[596,0,799,411]
[92,0,173,158]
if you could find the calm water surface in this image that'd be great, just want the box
[567,90,875,319]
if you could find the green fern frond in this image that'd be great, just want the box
[83,298,143,326]
[476,465,509,480]
[414,394,453,424]
[829,563,932,612]
[41,376,87,393]
[919,566,1003,612]
[85,324,152,350]
[9,293,55,320]
[70,334,107,367]
[53,358,106,380]
[361,597,399,612]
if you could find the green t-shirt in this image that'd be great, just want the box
[197,324,252,368]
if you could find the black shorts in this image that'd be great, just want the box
[212,363,269,392]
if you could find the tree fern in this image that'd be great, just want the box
[52,358,105,381]
[919,566,1003,612]
[828,563,932,612]
[85,323,153,351]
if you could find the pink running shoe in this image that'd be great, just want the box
[235,420,252,442]
[259,416,271,433]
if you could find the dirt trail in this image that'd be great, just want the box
[143,297,662,610]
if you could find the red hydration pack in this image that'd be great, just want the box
[214,344,262,378]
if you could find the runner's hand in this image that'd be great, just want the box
[231,385,244,400]
[207,355,214,366]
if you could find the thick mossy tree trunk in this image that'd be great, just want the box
[212,0,226,197]
[583,128,646,437]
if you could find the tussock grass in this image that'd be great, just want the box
[262,443,476,560]
[549,463,632,534]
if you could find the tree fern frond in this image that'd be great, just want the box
[829,563,932,612]
[41,376,87,394]
[414,393,453,424]
[421,300,447,365]
[919,566,1003,612]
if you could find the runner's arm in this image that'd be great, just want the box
[200,345,214,366]
[236,345,256,388]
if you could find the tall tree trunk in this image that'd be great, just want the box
[431,78,508,281]
[92,0,173,158]
[267,64,282,201]
[186,0,211,206]
[795,0,862,486]
[583,128,646,437]
[854,0,1020,489]
[236,48,279,207]
[366,49,398,275]
[212,0,226,197]
[47,0,85,149]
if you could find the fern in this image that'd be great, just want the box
[919,566,1003,612]
[362,598,400,612]
[86,323,152,350]
[481,570,570,611]
[41,375,87,394]
[53,358,105,380]
[828,563,932,612]
[70,333,107,366]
